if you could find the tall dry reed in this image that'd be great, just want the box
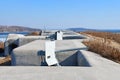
[83,40,120,63]
[0,42,4,53]
[81,31,120,43]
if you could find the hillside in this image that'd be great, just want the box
[67,28,96,32]
[0,25,41,32]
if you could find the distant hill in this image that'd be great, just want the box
[67,28,94,32]
[0,25,41,32]
[67,28,120,33]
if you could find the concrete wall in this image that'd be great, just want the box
[11,47,80,66]
[11,49,47,66]
[11,49,79,66]
[63,35,86,40]
[18,36,46,46]
[56,50,78,66]
[4,39,18,56]
[4,34,24,56]
[11,39,88,66]
[77,50,120,67]
[77,51,91,67]
[9,31,88,66]
[4,35,46,56]
[12,48,119,66]
[56,50,91,66]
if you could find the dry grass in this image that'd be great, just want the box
[81,31,120,63]
[27,31,41,36]
[81,31,120,43]
[83,40,120,63]
[0,42,11,66]
[82,31,120,63]
[0,42,4,53]
[0,56,11,66]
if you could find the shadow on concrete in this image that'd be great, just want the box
[37,50,47,66]
[77,51,91,67]
[59,53,77,66]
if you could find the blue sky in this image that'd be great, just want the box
[0,0,120,29]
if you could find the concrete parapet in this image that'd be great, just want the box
[11,40,88,66]
[11,39,120,67]
[6,34,25,40]
[4,34,25,56]
[56,50,78,66]
[4,35,46,56]
[1,66,120,80]
[77,50,120,67]
[18,36,46,46]
[63,35,86,40]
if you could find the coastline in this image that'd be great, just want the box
[0,32,29,42]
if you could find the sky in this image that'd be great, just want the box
[0,0,120,29]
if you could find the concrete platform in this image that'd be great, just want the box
[4,31,87,56]
[0,66,120,80]
[1,30,120,80]
[5,50,120,80]
[77,50,120,67]
[63,35,86,40]
[11,40,87,66]
[13,39,87,53]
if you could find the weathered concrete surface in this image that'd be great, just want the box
[41,30,88,40]
[56,50,78,66]
[2,31,120,80]
[18,36,46,46]
[4,31,87,56]
[4,34,25,56]
[0,66,120,80]
[4,35,46,56]
[6,34,25,40]
[62,30,88,40]
[63,35,86,40]
[56,40,88,52]
[11,40,87,66]
[4,39,18,56]
[12,40,87,53]
[77,50,120,67]
[4,50,120,80]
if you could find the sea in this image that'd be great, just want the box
[0,30,120,42]
[0,32,29,42]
